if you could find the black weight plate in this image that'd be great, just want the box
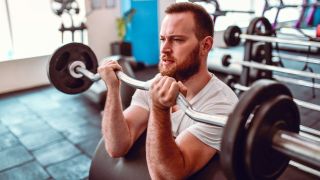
[249,42,273,82]
[251,42,265,62]
[47,43,98,94]
[224,26,242,47]
[240,17,273,86]
[245,95,300,180]
[221,54,231,67]
[220,79,293,180]
[246,17,273,36]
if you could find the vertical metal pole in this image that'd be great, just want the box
[5,0,14,54]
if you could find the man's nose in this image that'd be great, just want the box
[161,40,172,54]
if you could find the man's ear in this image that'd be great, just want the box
[200,36,213,55]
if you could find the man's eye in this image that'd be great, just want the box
[173,39,183,42]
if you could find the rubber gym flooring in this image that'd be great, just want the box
[0,50,319,179]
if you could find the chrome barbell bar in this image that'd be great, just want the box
[233,83,320,148]
[69,60,320,171]
[74,61,320,139]
[233,82,320,113]
[273,53,320,65]
[69,61,320,168]
[273,75,320,89]
[72,61,227,127]
[230,81,320,173]
[238,33,320,48]
[223,56,320,80]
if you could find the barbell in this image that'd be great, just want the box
[273,75,320,89]
[250,41,320,66]
[224,75,320,138]
[222,54,320,80]
[223,73,320,113]
[224,25,320,48]
[47,43,320,179]
[222,54,320,92]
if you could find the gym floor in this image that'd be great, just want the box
[0,52,319,179]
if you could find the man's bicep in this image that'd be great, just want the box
[123,105,149,143]
[175,131,217,176]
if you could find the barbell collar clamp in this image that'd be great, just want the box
[69,61,85,79]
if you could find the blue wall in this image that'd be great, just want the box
[121,0,159,65]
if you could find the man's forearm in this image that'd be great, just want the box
[102,87,131,157]
[146,107,188,179]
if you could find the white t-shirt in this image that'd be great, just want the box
[130,74,238,151]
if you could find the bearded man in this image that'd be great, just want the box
[98,2,238,179]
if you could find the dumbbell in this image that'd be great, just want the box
[47,43,320,179]
[223,25,320,47]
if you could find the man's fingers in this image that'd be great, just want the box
[162,77,175,91]
[178,81,188,97]
[168,82,180,98]
[98,62,122,73]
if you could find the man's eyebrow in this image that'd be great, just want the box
[160,35,187,38]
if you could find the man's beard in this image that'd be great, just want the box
[159,44,201,81]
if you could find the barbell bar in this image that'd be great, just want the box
[222,54,320,80]
[70,57,320,170]
[273,53,320,65]
[70,55,320,168]
[75,60,320,140]
[48,43,320,179]
[273,75,320,89]
[250,44,320,90]
[231,82,320,112]
[265,2,320,9]
[224,25,320,47]
[70,60,227,126]
[225,76,320,139]
[74,60,320,131]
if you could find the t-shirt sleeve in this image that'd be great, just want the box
[186,100,238,151]
[130,89,150,111]
[187,122,223,151]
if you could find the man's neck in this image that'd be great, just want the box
[182,69,211,101]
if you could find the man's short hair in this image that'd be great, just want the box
[165,2,214,40]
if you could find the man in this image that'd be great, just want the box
[98,2,238,179]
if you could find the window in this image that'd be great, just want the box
[0,1,13,60]
[176,0,304,31]
[176,0,255,31]
[0,0,86,61]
